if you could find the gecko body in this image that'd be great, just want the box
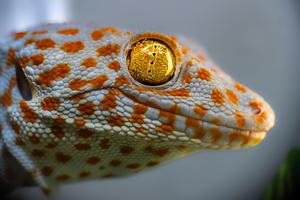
[0,23,275,193]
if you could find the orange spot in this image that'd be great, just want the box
[210,128,222,144]
[75,119,86,126]
[41,166,53,177]
[234,82,247,93]
[193,104,207,117]
[110,160,122,167]
[197,68,211,81]
[6,48,16,66]
[31,149,45,158]
[241,133,250,146]
[24,38,36,46]
[55,152,71,163]
[32,30,48,35]
[229,132,240,144]
[96,44,120,56]
[181,47,189,54]
[211,89,225,106]
[56,174,70,181]
[70,93,85,102]
[19,100,37,123]
[77,101,95,115]
[61,41,85,54]
[107,115,124,126]
[51,125,65,138]
[28,135,40,144]
[44,142,57,149]
[77,129,93,138]
[226,89,239,105]
[99,138,111,149]
[115,75,130,86]
[146,161,160,167]
[19,57,30,68]
[41,96,60,111]
[13,32,27,40]
[15,137,25,146]
[69,78,87,90]
[134,104,148,114]
[120,146,134,155]
[57,28,80,35]
[181,72,192,84]
[186,60,194,67]
[78,171,91,178]
[54,117,65,124]
[157,107,177,133]
[99,89,117,110]
[186,118,205,139]
[86,156,100,164]
[81,57,97,68]
[108,61,121,71]
[126,163,140,169]
[88,75,108,89]
[35,38,56,50]
[9,120,20,135]
[37,63,70,86]
[91,27,119,41]
[234,113,246,128]
[74,143,91,151]
[0,77,16,108]
[145,145,169,157]
[129,103,148,126]
[31,54,44,66]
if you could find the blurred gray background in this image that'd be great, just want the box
[1,0,300,199]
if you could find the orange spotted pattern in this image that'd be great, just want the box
[96,44,120,56]
[19,100,37,123]
[0,24,275,191]
[57,28,80,35]
[91,27,119,41]
[35,38,56,50]
[81,57,97,68]
[211,89,225,106]
[61,41,85,54]
[37,63,70,86]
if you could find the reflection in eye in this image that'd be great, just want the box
[126,39,175,86]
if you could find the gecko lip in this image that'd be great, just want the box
[117,87,275,135]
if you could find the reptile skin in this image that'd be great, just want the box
[0,23,275,193]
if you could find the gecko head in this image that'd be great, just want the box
[13,28,274,154]
[4,27,277,189]
[114,32,275,150]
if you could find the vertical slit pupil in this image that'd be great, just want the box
[16,63,32,100]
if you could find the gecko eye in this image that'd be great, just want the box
[126,39,176,86]
[16,63,32,100]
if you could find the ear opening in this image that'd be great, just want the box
[16,63,33,101]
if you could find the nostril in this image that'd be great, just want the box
[251,107,261,115]
[16,62,33,101]
[249,100,263,115]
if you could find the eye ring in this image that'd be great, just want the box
[125,32,183,87]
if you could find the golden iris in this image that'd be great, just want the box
[127,39,175,85]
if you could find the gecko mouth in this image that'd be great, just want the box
[116,88,271,148]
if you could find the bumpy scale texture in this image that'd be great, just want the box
[0,23,275,193]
